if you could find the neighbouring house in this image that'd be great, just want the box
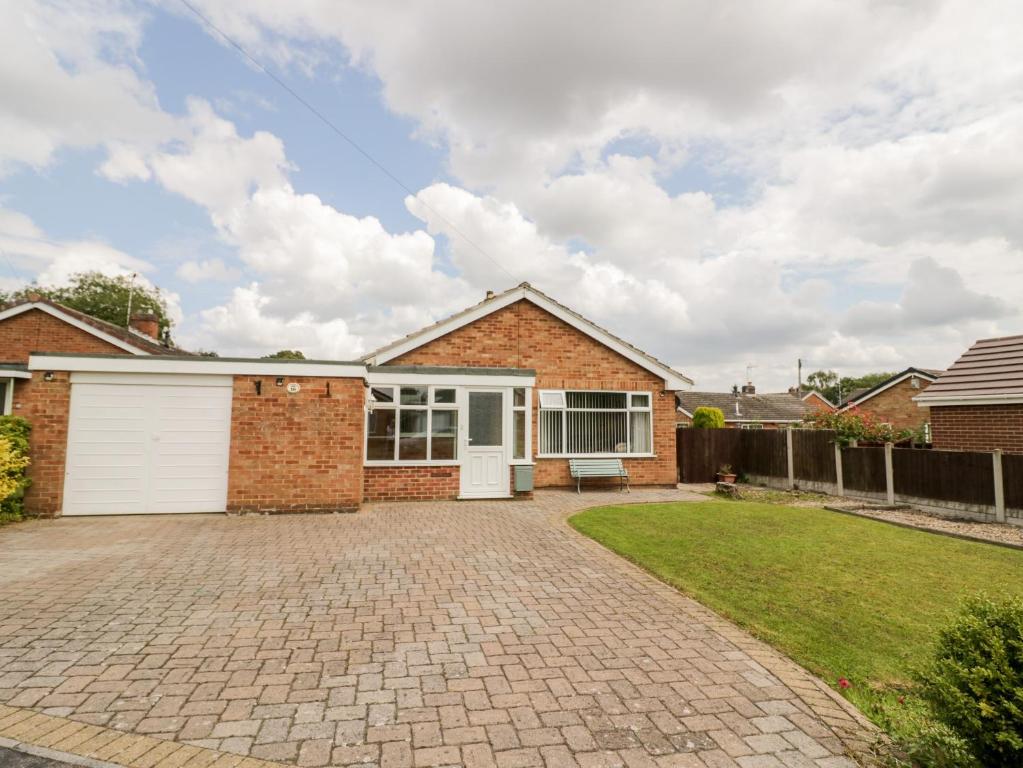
[795,389,836,413]
[676,382,813,429]
[837,367,942,434]
[914,334,1023,454]
[0,296,183,416]
[16,283,692,517]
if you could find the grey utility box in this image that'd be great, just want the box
[514,465,534,492]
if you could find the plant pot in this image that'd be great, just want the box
[716,473,737,483]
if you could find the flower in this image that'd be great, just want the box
[838,677,851,689]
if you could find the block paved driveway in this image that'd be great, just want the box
[0,490,874,768]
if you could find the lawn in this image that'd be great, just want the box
[569,499,1023,760]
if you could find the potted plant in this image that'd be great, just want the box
[716,464,737,483]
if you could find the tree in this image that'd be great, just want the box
[692,406,725,428]
[804,369,898,404]
[263,350,305,359]
[1,272,173,342]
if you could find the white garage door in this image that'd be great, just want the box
[63,374,233,515]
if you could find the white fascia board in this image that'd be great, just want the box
[368,287,693,389]
[914,393,1023,407]
[3,370,32,379]
[366,371,535,387]
[676,406,694,418]
[0,302,151,355]
[29,355,366,378]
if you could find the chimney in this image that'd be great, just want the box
[485,290,495,300]
[129,312,160,341]
[741,381,756,395]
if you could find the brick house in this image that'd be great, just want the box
[914,334,1023,454]
[798,389,836,413]
[676,383,813,429]
[16,283,692,516]
[0,297,181,417]
[837,367,942,434]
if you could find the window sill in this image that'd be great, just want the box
[536,453,657,459]
[364,460,461,468]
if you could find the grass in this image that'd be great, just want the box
[569,499,1023,761]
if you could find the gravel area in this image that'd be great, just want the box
[832,504,1023,548]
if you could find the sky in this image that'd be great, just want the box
[1,0,1022,392]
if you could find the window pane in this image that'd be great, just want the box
[370,386,394,403]
[513,410,526,460]
[566,391,627,409]
[469,392,503,446]
[367,409,396,460]
[0,381,7,415]
[630,411,651,453]
[399,410,428,460]
[513,387,525,407]
[630,393,650,409]
[540,410,562,454]
[400,386,428,405]
[433,388,456,404]
[567,410,628,453]
[431,410,458,460]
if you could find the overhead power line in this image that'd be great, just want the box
[176,0,519,284]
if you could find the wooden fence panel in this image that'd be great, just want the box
[792,429,837,484]
[1002,453,1023,510]
[678,428,742,483]
[892,448,995,506]
[841,447,887,493]
[741,430,787,478]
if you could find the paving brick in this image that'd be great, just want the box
[0,491,878,768]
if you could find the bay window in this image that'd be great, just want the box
[366,385,459,463]
[539,390,653,456]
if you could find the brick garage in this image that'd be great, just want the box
[18,372,72,517]
[228,375,365,513]
[930,404,1023,454]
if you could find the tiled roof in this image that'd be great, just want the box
[0,298,188,356]
[677,391,813,423]
[916,335,1023,400]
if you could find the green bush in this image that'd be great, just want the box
[920,595,1023,767]
[692,406,725,429]
[0,416,31,519]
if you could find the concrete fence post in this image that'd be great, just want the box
[786,429,795,490]
[884,442,895,506]
[993,449,1006,523]
[835,442,844,497]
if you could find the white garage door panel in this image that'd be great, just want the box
[63,380,232,515]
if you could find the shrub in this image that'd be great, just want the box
[920,595,1023,767]
[802,405,914,446]
[692,406,725,429]
[0,416,31,519]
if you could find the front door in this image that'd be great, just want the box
[461,389,509,498]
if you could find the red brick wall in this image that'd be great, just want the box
[388,299,677,488]
[363,466,459,501]
[0,308,128,362]
[227,376,364,513]
[855,377,932,431]
[931,404,1023,454]
[19,372,71,517]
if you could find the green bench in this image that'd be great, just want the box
[569,458,630,494]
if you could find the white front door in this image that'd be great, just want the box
[460,389,509,498]
[63,376,232,515]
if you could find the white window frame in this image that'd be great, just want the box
[365,384,460,466]
[537,389,654,458]
[0,378,13,416]
[510,386,531,465]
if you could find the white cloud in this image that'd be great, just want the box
[176,258,241,283]
[0,0,177,176]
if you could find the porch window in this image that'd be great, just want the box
[538,390,653,457]
[366,385,459,463]
[512,387,527,460]
[0,379,10,416]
